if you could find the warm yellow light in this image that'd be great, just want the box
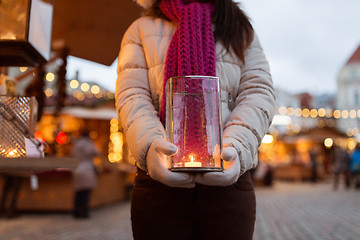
[346,129,353,137]
[44,88,53,97]
[81,83,90,92]
[19,67,28,72]
[107,92,115,99]
[114,144,123,153]
[326,109,333,118]
[318,108,326,117]
[70,79,79,89]
[89,131,98,139]
[333,110,341,119]
[108,153,116,163]
[324,138,333,148]
[110,118,118,125]
[8,151,15,157]
[108,122,123,163]
[46,72,55,82]
[348,139,357,150]
[336,139,347,149]
[91,85,100,94]
[358,110,360,118]
[185,155,202,167]
[74,91,85,101]
[7,149,20,158]
[310,109,318,118]
[349,110,357,119]
[287,107,294,116]
[262,134,274,144]
[301,108,310,118]
[278,106,287,115]
[294,108,302,117]
[110,136,118,143]
[114,153,122,161]
[353,128,359,136]
[341,110,349,119]
[110,125,118,133]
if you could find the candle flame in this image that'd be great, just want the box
[184,155,202,168]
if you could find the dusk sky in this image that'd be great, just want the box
[239,0,360,95]
[67,0,360,95]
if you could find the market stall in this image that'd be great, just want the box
[259,126,354,182]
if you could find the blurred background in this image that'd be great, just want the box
[0,0,359,239]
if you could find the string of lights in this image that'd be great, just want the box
[277,106,360,120]
[108,118,124,163]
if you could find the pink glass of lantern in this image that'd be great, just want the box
[166,76,223,172]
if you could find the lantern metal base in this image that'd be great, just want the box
[0,41,47,66]
[170,167,223,172]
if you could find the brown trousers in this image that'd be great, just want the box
[131,169,256,240]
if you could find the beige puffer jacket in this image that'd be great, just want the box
[115,16,275,175]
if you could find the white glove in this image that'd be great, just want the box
[194,147,240,186]
[147,138,195,188]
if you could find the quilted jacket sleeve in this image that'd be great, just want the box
[222,34,276,175]
[115,19,166,171]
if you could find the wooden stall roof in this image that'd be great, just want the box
[51,0,142,66]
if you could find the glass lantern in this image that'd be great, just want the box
[0,96,38,157]
[0,0,54,66]
[166,76,223,172]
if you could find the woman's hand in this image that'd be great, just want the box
[147,138,195,188]
[194,147,240,186]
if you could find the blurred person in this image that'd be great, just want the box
[323,146,333,174]
[71,131,100,219]
[115,0,275,239]
[332,145,351,190]
[350,144,360,189]
[251,161,273,187]
[0,174,22,218]
[309,146,321,183]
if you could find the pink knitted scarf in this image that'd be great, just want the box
[159,0,216,124]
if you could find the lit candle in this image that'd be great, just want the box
[184,155,202,167]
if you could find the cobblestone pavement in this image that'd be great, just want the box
[253,181,360,240]
[0,181,359,240]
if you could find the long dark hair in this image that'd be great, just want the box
[146,0,254,62]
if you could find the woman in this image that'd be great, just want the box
[115,0,275,239]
